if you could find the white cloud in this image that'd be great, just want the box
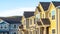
[0,7,35,17]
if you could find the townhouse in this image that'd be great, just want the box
[19,1,60,34]
[0,16,22,34]
[19,11,35,34]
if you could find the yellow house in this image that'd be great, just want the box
[34,2,50,34]
[19,11,36,34]
[19,1,60,34]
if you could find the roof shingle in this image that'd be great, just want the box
[24,11,34,18]
[0,16,22,24]
[52,1,60,7]
[40,2,50,11]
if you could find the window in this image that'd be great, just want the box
[5,33,7,34]
[43,14,44,18]
[40,13,42,18]
[26,19,29,28]
[49,13,51,17]
[26,19,29,23]
[20,32,22,34]
[30,31,32,34]
[5,25,7,29]
[36,28,39,34]
[24,20,26,25]
[13,32,16,34]
[36,13,40,21]
[1,26,3,29]
[51,10,55,20]
[14,25,16,28]
[52,29,55,34]
[36,14,40,19]
[5,26,7,28]
[33,30,36,34]
[30,19,32,25]
[34,18,35,24]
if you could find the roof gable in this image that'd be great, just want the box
[40,2,50,11]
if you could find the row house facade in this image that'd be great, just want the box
[19,1,60,34]
[0,16,22,34]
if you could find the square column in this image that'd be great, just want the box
[44,27,46,34]
[39,27,41,34]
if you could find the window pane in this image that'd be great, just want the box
[30,31,32,34]
[33,30,36,34]
[51,10,55,20]
[1,26,3,29]
[36,28,39,34]
[26,19,29,28]
[52,29,55,34]
[52,15,55,20]
[24,20,26,25]
[36,14,40,19]
[30,19,32,25]
[14,25,16,28]
[34,18,35,24]
[35,13,40,22]
[43,14,44,18]
[14,32,16,34]
[49,13,51,17]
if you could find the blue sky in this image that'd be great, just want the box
[0,0,60,17]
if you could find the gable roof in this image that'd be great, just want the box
[24,11,34,18]
[40,2,50,11]
[41,18,50,25]
[0,16,22,24]
[52,1,60,7]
